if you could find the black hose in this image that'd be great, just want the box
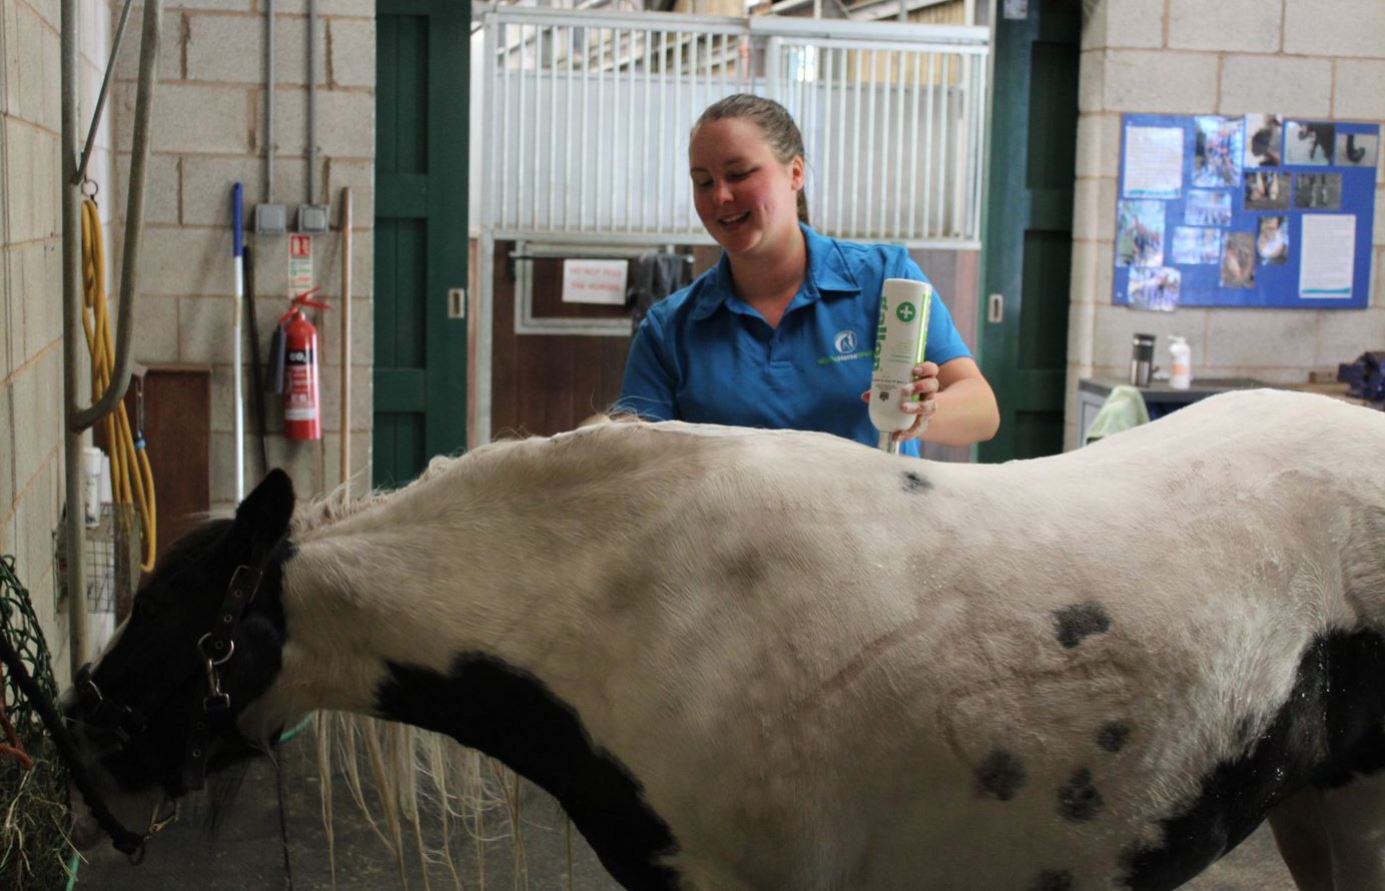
[0,633,146,858]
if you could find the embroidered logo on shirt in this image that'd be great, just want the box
[819,329,871,365]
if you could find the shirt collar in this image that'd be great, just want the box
[690,223,862,320]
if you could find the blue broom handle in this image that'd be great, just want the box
[232,182,244,258]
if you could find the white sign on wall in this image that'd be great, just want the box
[561,259,629,306]
[289,234,314,292]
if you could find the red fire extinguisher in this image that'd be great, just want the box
[278,289,330,441]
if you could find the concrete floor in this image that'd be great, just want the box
[79,735,1299,890]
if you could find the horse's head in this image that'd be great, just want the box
[63,470,296,801]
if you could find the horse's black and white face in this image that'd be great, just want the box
[63,470,297,800]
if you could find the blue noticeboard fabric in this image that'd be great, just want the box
[1113,113,1379,309]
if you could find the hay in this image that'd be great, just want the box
[0,555,78,890]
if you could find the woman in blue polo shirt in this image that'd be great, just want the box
[616,94,999,455]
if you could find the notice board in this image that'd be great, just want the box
[1113,113,1379,310]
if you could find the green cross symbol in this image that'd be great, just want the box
[896,302,916,323]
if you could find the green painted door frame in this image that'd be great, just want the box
[977,0,1081,462]
[373,0,469,487]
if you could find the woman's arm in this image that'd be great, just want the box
[613,320,679,421]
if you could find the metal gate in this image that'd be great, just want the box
[479,6,989,245]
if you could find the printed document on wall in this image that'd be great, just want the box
[1123,126,1184,199]
[1299,215,1355,299]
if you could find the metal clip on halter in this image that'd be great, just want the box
[197,633,234,712]
[147,796,179,836]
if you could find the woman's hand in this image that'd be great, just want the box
[895,362,940,442]
[860,361,940,443]
[862,358,999,447]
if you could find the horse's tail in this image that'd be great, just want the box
[312,711,564,890]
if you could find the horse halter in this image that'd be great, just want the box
[71,555,273,798]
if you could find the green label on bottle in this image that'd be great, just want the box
[873,296,889,372]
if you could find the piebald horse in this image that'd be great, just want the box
[65,389,1385,890]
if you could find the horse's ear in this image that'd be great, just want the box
[232,469,296,555]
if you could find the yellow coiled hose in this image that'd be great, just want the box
[81,197,157,572]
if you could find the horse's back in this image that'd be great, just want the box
[464,391,1385,891]
[612,391,1385,890]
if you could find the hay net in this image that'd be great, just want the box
[0,554,76,889]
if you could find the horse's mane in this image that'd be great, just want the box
[288,419,658,538]
[291,476,399,536]
[289,437,514,536]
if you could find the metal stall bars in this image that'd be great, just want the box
[761,16,989,247]
[474,6,989,443]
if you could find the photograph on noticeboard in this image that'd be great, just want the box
[1127,267,1181,312]
[1295,173,1342,210]
[1115,200,1165,268]
[1221,232,1257,289]
[1256,217,1290,266]
[1185,189,1233,226]
[1172,227,1223,265]
[1337,133,1378,168]
[1244,113,1283,167]
[1286,121,1336,165]
[1245,170,1291,211]
[1193,116,1244,188]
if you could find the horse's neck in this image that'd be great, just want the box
[272,431,701,722]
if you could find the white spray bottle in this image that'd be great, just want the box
[870,278,933,453]
[1168,335,1192,390]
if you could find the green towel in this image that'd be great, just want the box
[1084,385,1151,445]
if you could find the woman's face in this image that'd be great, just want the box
[688,117,804,259]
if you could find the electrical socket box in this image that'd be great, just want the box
[255,204,288,235]
[297,204,330,233]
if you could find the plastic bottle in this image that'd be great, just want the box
[869,278,933,452]
[1169,335,1192,390]
[82,446,103,528]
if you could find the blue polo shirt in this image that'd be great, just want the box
[615,224,972,456]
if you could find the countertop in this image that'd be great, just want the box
[1077,376,1266,405]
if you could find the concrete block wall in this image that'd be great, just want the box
[2,0,116,683]
[1068,0,1385,448]
[111,0,375,514]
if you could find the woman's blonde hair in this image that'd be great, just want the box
[691,94,809,225]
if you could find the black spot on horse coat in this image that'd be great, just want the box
[1053,602,1111,649]
[976,750,1027,801]
[1057,768,1103,822]
[1097,722,1130,753]
[902,471,931,493]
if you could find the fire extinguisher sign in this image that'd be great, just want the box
[289,234,313,292]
